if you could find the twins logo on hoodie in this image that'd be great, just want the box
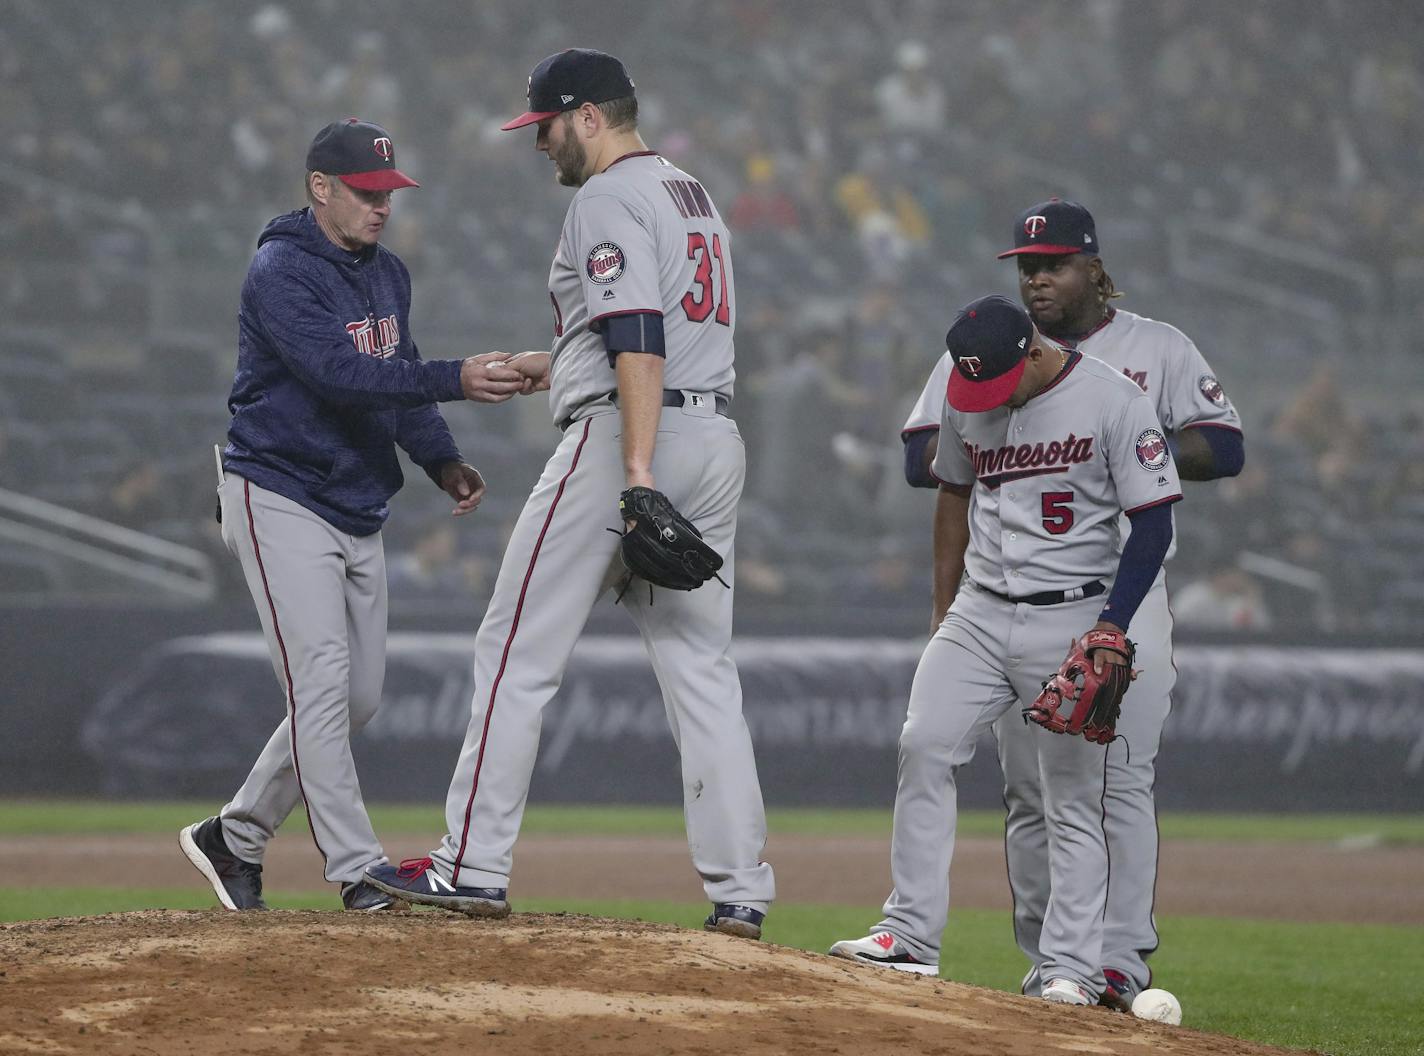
[345,314,400,358]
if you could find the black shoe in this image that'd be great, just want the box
[704,903,764,939]
[342,879,400,912]
[179,816,267,911]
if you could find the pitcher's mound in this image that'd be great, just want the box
[2,910,1298,1055]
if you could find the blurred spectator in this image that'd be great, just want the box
[1174,568,1273,632]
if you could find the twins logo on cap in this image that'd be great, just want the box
[373,137,393,160]
[1135,428,1170,470]
[586,242,625,284]
[1024,215,1047,237]
[1198,374,1228,407]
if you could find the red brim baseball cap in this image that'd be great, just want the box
[947,357,1027,412]
[996,243,1083,259]
[944,294,1035,412]
[501,49,635,132]
[340,169,420,191]
[499,110,562,131]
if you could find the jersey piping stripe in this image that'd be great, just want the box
[1032,350,1081,399]
[1056,309,1116,348]
[604,150,660,170]
[450,418,594,886]
[1123,494,1182,516]
[899,423,940,440]
[243,479,327,868]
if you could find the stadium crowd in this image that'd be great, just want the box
[2,0,1421,638]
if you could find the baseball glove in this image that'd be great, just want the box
[616,487,726,591]
[1024,629,1136,744]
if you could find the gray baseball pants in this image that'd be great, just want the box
[430,400,775,910]
[216,474,389,886]
[1001,572,1174,995]
[878,581,1110,994]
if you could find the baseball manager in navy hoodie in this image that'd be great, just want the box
[180,119,539,913]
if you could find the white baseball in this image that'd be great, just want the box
[1131,988,1182,1025]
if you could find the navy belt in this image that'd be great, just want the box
[638,389,730,414]
[560,389,730,431]
[979,580,1106,606]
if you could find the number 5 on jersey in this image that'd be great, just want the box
[682,233,730,325]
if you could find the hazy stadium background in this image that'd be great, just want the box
[2,0,1421,810]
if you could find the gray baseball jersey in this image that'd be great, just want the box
[423,149,774,915]
[546,151,736,425]
[996,309,1242,997]
[903,309,1241,563]
[931,352,1183,595]
[850,350,1181,993]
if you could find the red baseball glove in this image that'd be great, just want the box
[1024,629,1136,745]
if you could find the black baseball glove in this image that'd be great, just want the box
[616,487,726,591]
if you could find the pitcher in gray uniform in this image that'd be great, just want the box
[830,295,1181,1004]
[365,49,775,938]
[899,200,1244,1005]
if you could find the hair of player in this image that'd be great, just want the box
[596,95,638,130]
[1096,265,1124,304]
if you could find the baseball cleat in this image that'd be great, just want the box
[1042,978,1094,1005]
[1099,967,1138,1013]
[363,857,510,917]
[828,932,939,976]
[341,878,402,912]
[179,816,267,911]
[703,903,764,939]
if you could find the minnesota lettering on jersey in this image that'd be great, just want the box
[964,433,1096,488]
[345,314,400,358]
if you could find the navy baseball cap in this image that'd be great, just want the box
[997,198,1098,259]
[501,49,636,131]
[945,295,1034,412]
[306,119,418,190]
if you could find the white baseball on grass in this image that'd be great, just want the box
[1131,988,1182,1025]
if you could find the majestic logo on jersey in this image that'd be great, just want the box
[964,433,1096,489]
[345,314,400,358]
[1024,215,1047,238]
[1135,428,1170,470]
[586,242,625,284]
[372,137,393,160]
[1199,374,1228,407]
[958,356,983,377]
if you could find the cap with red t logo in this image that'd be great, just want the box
[997,198,1098,259]
[945,294,1035,412]
[305,119,419,191]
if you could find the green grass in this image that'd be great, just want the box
[3,798,1421,844]
[3,889,1418,1056]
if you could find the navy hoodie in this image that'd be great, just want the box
[223,209,465,536]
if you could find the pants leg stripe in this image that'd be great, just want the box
[450,418,593,885]
[243,478,327,868]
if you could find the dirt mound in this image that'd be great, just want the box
[0,911,1301,1056]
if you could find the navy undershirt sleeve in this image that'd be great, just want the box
[1170,426,1245,477]
[600,311,666,367]
[902,430,939,489]
[1098,501,1176,631]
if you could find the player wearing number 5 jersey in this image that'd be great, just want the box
[831,295,1181,1004]
[900,200,1244,1007]
[365,50,774,937]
